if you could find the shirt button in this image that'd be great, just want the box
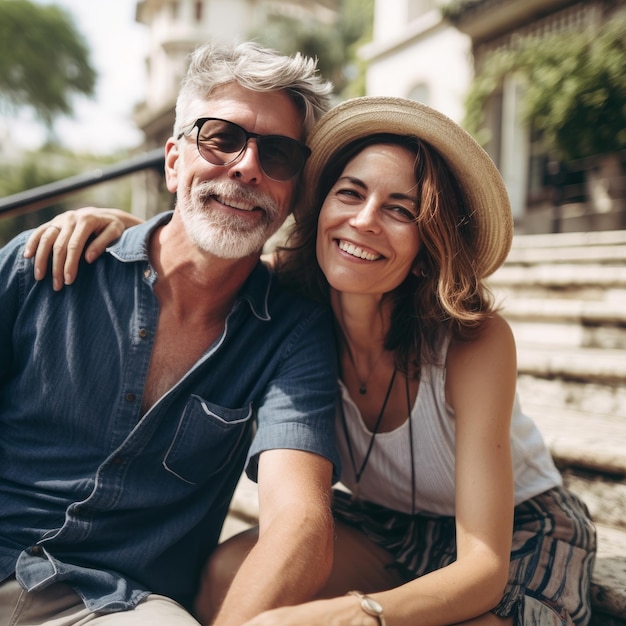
[112,456,124,465]
[125,392,136,402]
[32,545,41,555]
[138,328,148,339]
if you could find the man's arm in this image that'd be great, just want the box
[210,448,334,626]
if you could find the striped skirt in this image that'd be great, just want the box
[333,486,596,625]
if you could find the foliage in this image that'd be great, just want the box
[0,0,96,126]
[248,0,374,98]
[441,0,484,21]
[0,146,133,246]
[337,0,374,98]
[0,150,68,245]
[464,17,626,161]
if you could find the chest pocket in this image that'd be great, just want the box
[163,394,253,485]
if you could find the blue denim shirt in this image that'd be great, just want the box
[0,212,340,613]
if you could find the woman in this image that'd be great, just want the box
[24,97,596,626]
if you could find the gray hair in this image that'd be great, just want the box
[174,41,333,139]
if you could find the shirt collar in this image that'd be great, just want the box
[107,211,171,263]
[107,210,273,321]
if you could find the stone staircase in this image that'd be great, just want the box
[224,229,626,624]
[489,229,626,625]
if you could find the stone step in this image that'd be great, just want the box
[510,318,626,351]
[501,297,626,324]
[490,263,626,290]
[590,524,626,624]
[562,469,626,531]
[507,230,626,264]
[507,243,626,265]
[518,370,626,422]
[523,400,626,476]
[516,345,626,385]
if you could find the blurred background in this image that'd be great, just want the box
[2,3,626,622]
[1,0,625,241]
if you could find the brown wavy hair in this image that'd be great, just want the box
[276,133,498,376]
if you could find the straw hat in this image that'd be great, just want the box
[300,96,513,278]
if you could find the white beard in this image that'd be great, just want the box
[178,180,285,259]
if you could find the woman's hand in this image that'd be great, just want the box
[23,207,143,291]
[241,596,370,626]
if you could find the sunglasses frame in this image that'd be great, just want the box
[177,117,311,181]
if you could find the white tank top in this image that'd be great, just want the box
[335,334,562,516]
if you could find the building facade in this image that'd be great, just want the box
[363,0,626,234]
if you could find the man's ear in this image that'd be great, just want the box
[164,139,179,193]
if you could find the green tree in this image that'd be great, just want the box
[0,0,99,239]
[0,0,96,127]
[248,0,374,99]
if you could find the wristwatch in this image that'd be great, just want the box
[348,590,386,626]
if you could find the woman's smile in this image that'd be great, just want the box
[336,239,383,262]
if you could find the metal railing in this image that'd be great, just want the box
[0,148,165,219]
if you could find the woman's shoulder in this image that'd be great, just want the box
[446,314,517,383]
[449,313,514,354]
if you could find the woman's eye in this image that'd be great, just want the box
[336,188,361,199]
[388,206,416,222]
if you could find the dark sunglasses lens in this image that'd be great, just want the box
[197,120,247,164]
[258,138,309,180]
[196,119,309,181]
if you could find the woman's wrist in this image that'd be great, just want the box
[347,590,386,626]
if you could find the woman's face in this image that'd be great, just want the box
[316,143,422,296]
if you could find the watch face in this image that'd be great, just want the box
[362,596,384,615]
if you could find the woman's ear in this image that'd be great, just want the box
[411,255,428,278]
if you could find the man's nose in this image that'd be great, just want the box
[229,139,264,184]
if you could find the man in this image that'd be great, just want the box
[0,42,339,625]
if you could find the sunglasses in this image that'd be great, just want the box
[177,117,311,181]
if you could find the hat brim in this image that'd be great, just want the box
[299,96,513,277]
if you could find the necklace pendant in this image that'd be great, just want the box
[359,384,367,395]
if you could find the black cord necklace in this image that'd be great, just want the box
[344,344,386,395]
[340,356,416,515]
[405,373,416,516]
[340,366,396,500]
[340,367,416,513]
[340,367,415,515]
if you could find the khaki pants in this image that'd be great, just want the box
[0,578,200,625]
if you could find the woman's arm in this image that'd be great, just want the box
[241,315,517,626]
[211,449,335,626]
[23,207,143,290]
[381,314,516,625]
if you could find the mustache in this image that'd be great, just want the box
[194,180,280,217]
